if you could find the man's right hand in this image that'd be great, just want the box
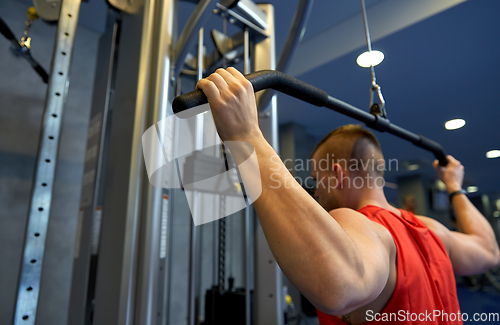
[195,67,263,143]
[433,155,464,193]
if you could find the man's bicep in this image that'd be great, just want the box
[329,209,393,310]
[448,231,498,276]
[418,216,498,275]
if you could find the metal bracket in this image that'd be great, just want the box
[183,47,244,76]
[365,113,390,133]
[369,83,387,118]
[211,29,244,58]
[107,0,144,14]
[214,2,268,38]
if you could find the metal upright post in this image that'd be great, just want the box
[90,0,177,323]
[255,5,278,150]
[187,27,205,325]
[243,27,253,325]
[252,4,284,325]
[13,1,81,324]
[134,0,177,322]
[67,14,120,325]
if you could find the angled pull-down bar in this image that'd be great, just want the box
[172,70,449,166]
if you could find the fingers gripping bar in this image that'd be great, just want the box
[172,70,448,166]
[172,70,329,113]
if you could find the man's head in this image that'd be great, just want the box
[310,124,385,211]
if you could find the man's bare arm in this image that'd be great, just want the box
[428,156,500,275]
[197,68,391,315]
[234,138,391,315]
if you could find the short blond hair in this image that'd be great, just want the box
[312,124,385,176]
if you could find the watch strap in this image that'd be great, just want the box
[449,189,467,202]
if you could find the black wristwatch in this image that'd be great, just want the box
[449,189,467,202]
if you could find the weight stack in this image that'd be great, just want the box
[202,286,251,325]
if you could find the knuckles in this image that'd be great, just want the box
[231,83,247,97]
[201,68,254,112]
[206,74,218,83]
[242,78,253,92]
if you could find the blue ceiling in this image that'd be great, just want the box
[274,0,500,194]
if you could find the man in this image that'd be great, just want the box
[196,68,500,324]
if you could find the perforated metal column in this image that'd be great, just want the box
[13,1,82,323]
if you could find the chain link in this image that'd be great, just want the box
[218,195,226,292]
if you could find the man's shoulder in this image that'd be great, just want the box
[415,215,452,252]
[328,207,385,228]
[415,215,450,236]
[329,208,396,252]
[356,205,404,225]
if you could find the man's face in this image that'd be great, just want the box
[311,151,343,212]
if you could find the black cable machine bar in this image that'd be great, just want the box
[172,70,448,166]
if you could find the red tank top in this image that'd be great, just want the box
[317,205,462,324]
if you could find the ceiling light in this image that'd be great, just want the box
[407,164,419,171]
[466,186,478,193]
[494,211,500,218]
[486,150,500,159]
[444,119,466,130]
[356,50,384,68]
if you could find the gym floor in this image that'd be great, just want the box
[456,273,500,325]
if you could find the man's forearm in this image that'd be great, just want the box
[451,192,499,258]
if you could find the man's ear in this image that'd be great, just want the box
[332,163,345,189]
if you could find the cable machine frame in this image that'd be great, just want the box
[65,1,296,324]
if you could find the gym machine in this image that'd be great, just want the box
[13,0,314,324]
[65,2,288,324]
[13,0,450,324]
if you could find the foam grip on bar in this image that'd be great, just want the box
[417,135,449,166]
[172,70,329,118]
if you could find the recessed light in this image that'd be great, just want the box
[486,150,500,159]
[467,186,478,193]
[356,50,384,68]
[407,164,419,171]
[444,119,466,130]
